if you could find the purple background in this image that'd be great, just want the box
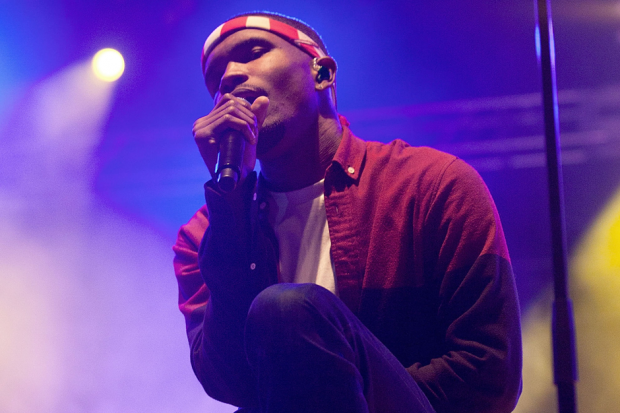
[1,1,619,412]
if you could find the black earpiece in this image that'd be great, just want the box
[316,65,331,82]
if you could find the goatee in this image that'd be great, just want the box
[257,121,286,156]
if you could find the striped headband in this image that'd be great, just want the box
[201,16,327,71]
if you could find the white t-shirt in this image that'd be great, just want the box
[267,179,337,295]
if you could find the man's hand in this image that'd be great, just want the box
[193,94,270,185]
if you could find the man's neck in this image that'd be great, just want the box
[260,115,342,193]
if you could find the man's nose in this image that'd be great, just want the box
[218,61,249,96]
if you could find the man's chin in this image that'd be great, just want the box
[257,121,286,157]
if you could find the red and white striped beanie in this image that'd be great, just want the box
[201,15,327,72]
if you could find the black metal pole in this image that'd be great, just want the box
[534,1,578,412]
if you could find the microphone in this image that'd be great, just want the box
[216,129,245,193]
[216,97,249,193]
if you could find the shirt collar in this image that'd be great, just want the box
[257,114,366,197]
[331,115,366,181]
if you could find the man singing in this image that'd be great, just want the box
[173,11,522,413]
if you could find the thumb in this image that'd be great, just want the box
[251,96,270,128]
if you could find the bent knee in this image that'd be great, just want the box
[247,283,328,326]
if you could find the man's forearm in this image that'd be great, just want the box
[191,173,278,405]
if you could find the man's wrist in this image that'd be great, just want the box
[204,171,257,231]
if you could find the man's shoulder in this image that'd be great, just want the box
[368,138,455,159]
[338,120,460,180]
[364,138,460,178]
[355,137,491,206]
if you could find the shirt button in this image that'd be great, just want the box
[259,202,267,210]
[250,263,256,270]
[347,166,355,174]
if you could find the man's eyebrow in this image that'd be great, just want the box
[204,36,276,79]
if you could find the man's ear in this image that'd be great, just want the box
[312,56,337,90]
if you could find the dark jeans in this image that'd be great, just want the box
[238,283,436,413]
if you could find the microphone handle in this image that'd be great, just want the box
[216,130,245,193]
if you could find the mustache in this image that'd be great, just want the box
[214,86,268,105]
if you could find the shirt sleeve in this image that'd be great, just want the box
[172,173,277,408]
[408,158,523,413]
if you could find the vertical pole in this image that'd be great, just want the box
[534,1,578,412]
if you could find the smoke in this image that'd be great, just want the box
[0,61,234,413]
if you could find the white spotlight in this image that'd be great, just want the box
[92,48,125,82]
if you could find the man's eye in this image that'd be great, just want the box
[250,46,266,58]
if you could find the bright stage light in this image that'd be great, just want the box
[91,48,125,82]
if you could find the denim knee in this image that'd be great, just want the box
[246,283,335,341]
[246,283,329,333]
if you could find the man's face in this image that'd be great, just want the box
[203,29,317,156]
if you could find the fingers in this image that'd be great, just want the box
[214,94,255,127]
[193,94,268,180]
[194,117,255,149]
[215,93,252,110]
[193,97,258,143]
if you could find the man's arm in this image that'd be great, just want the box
[173,174,277,407]
[172,92,273,406]
[409,158,522,413]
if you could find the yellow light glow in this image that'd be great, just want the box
[515,187,620,413]
[91,48,125,82]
